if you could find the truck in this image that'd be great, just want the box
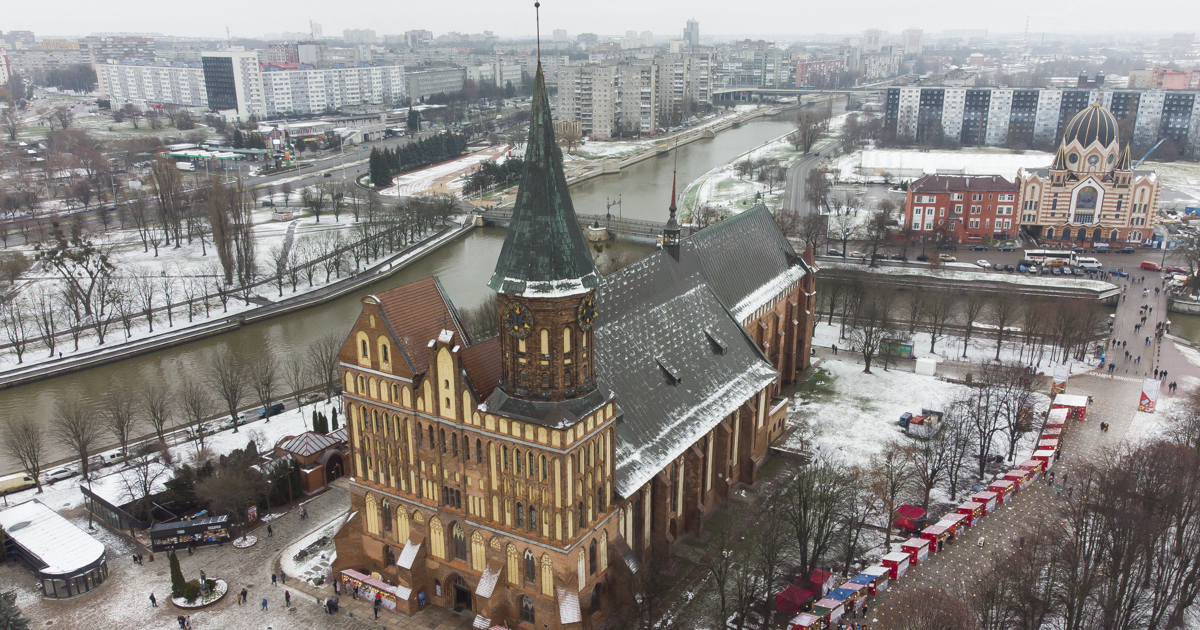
[175,161,196,172]
[898,409,944,438]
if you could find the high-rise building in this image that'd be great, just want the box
[405,30,434,48]
[344,29,377,45]
[901,29,923,57]
[683,19,700,48]
[96,60,208,109]
[553,29,568,42]
[260,63,405,116]
[201,50,264,120]
[80,36,155,65]
[861,29,883,53]
[404,67,466,100]
[260,44,299,64]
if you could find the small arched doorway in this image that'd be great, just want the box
[449,574,471,610]
[323,451,346,483]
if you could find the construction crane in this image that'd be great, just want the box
[1133,139,1166,168]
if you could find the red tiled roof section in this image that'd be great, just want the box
[910,174,1019,193]
[461,337,502,401]
[375,277,467,375]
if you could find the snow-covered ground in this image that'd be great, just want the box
[280,510,349,585]
[380,145,511,197]
[786,358,1046,470]
[833,148,1055,183]
[2,399,341,512]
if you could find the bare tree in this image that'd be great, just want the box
[788,110,827,154]
[119,451,169,522]
[850,285,895,373]
[924,290,958,354]
[206,349,247,432]
[52,399,102,481]
[30,285,59,357]
[960,294,987,358]
[904,430,950,511]
[869,440,911,548]
[282,357,311,423]
[178,377,212,454]
[2,417,47,494]
[1,298,31,364]
[989,290,1022,361]
[142,381,174,443]
[307,331,343,403]
[788,453,844,577]
[249,354,280,421]
[101,386,138,457]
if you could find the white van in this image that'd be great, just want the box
[0,472,36,495]
[1077,257,1103,270]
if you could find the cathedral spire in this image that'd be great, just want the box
[487,45,597,296]
[662,147,681,259]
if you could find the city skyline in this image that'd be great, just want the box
[6,0,1200,42]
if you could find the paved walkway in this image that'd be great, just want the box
[865,372,1142,629]
[1,481,469,630]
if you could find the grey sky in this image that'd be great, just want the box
[9,0,1199,41]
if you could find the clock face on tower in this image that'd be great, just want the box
[503,302,533,339]
[577,294,597,331]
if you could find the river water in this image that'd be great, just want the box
[0,114,796,471]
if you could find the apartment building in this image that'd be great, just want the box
[80,36,155,65]
[795,57,844,88]
[261,63,406,116]
[405,67,466,101]
[202,50,265,120]
[885,86,1200,153]
[903,175,1020,242]
[96,59,208,108]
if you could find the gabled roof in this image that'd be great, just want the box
[280,431,342,457]
[908,174,1019,193]
[681,204,811,321]
[595,248,779,497]
[461,337,502,402]
[488,63,598,297]
[375,277,467,376]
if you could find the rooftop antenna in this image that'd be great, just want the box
[534,2,542,62]
[225,25,231,47]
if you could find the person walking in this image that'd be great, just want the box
[374,598,382,620]
[272,573,278,586]
[285,590,291,607]
[279,570,286,584]
[150,593,158,607]
[240,588,248,605]
[267,524,273,538]
[261,597,268,612]
[177,616,186,629]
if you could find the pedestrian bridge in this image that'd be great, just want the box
[478,208,669,242]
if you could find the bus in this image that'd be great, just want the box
[1023,249,1078,266]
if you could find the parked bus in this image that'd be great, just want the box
[1024,249,1078,266]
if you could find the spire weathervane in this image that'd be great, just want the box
[535,2,542,62]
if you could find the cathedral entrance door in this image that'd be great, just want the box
[452,576,472,610]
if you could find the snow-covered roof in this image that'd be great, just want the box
[0,499,105,576]
[279,431,342,457]
[398,539,421,569]
[1053,393,1089,408]
[475,563,502,598]
[557,587,581,624]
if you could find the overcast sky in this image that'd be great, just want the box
[10,0,1200,40]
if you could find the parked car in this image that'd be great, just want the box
[848,251,865,259]
[939,254,957,262]
[938,243,959,250]
[993,263,1004,271]
[1051,267,1063,275]
[1005,264,1016,272]
[1044,258,1068,268]
[1109,268,1128,277]
[976,259,990,268]
[258,402,286,418]
[1076,257,1103,270]
[1018,265,1029,273]
[872,252,888,260]
[1141,261,1163,271]
[1165,266,1188,274]
[0,473,36,495]
[826,249,844,257]
[969,245,988,251]
[323,172,333,178]
[890,254,908,261]
[261,200,275,207]
[1028,265,1039,274]
[44,468,74,484]
[1116,247,1135,254]
[1071,247,1086,254]
[998,246,1015,252]
[916,254,929,262]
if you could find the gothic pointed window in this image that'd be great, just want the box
[515,449,523,475]
[382,501,392,531]
[477,439,484,463]
[521,596,535,623]
[453,522,467,561]
[524,549,536,583]
[516,502,524,528]
[589,539,598,574]
[529,505,537,532]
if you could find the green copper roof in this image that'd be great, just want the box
[488,63,598,296]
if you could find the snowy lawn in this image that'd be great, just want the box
[1,399,342,512]
[280,510,350,585]
[833,148,1054,184]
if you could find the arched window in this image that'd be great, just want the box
[385,545,396,565]
[440,429,447,453]
[597,486,605,513]
[521,596,535,623]
[502,445,509,470]
[1046,227,1055,239]
[361,339,369,358]
[452,523,467,561]
[515,449,523,475]
[528,452,535,477]
[382,344,389,362]
[563,328,572,353]
[477,439,484,463]
[540,329,549,355]
[516,502,524,529]
[589,539,598,574]
[578,501,585,525]
[417,423,423,447]
[428,425,435,446]
[1092,228,1102,241]
[524,549,536,582]
[451,433,458,457]
[382,501,392,531]
[529,505,537,532]
[541,455,548,480]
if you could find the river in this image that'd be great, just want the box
[0,114,797,472]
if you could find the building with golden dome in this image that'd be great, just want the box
[1016,102,1161,245]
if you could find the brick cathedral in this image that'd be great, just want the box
[332,60,816,630]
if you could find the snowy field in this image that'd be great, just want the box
[786,358,1046,470]
[2,398,341,512]
[834,148,1055,183]
[380,145,511,196]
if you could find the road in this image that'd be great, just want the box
[816,245,1184,278]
